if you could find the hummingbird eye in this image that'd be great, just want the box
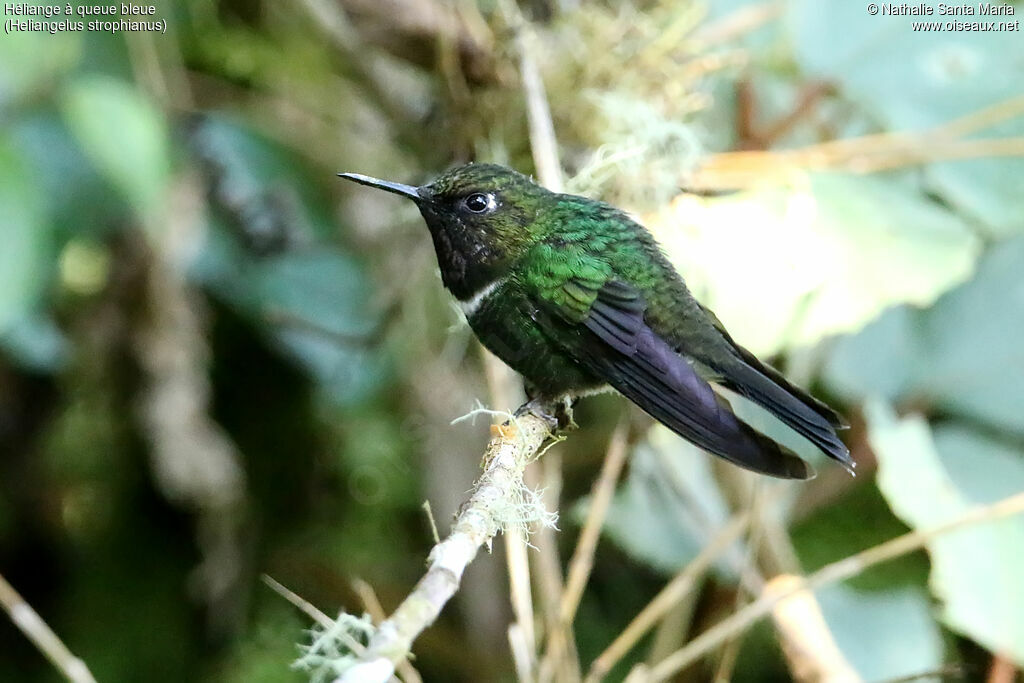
[462,192,497,214]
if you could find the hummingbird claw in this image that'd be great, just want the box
[514,397,577,432]
[514,398,560,431]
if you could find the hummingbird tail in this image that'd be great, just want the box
[718,362,854,473]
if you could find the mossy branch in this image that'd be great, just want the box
[334,411,556,683]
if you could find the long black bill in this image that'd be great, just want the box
[337,173,420,200]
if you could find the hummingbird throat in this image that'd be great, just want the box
[457,278,505,318]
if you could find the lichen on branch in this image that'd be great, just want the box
[329,410,557,683]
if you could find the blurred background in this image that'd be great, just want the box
[1,0,1023,681]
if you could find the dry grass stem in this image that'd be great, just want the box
[505,0,564,192]
[262,575,334,629]
[691,95,1024,190]
[585,513,752,682]
[506,524,539,678]
[352,579,387,624]
[639,490,1024,682]
[689,2,783,46]
[421,500,441,545]
[539,423,629,681]
[767,575,861,683]
[532,453,579,683]
[712,486,766,683]
[560,421,631,626]
[509,622,536,683]
[0,573,97,683]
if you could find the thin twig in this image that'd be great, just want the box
[296,0,410,127]
[509,623,536,683]
[585,513,751,682]
[262,574,334,629]
[712,483,766,683]
[507,7,569,678]
[879,664,968,682]
[986,654,1016,683]
[506,524,538,679]
[754,486,858,683]
[353,578,388,625]
[690,95,1024,190]
[422,500,441,545]
[639,491,1024,682]
[541,422,629,680]
[533,452,577,683]
[504,0,564,192]
[0,573,97,683]
[766,575,861,683]
[689,1,783,46]
[336,412,555,683]
[560,421,631,626]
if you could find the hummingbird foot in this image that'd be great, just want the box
[514,398,560,431]
[514,397,577,432]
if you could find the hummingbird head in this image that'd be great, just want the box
[339,163,552,299]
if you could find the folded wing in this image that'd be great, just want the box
[538,277,815,479]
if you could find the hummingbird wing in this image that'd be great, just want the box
[534,275,813,479]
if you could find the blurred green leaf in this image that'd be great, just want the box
[62,75,171,219]
[189,114,335,244]
[824,305,921,403]
[826,237,1024,433]
[214,600,306,683]
[0,31,79,106]
[817,585,944,681]
[791,481,929,591]
[195,230,384,406]
[188,118,385,405]
[653,172,979,356]
[866,400,1024,664]
[0,138,51,336]
[10,113,125,238]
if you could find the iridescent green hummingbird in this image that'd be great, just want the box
[339,164,852,479]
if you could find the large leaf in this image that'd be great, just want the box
[649,172,979,356]
[594,425,740,574]
[62,75,171,219]
[789,0,1024,129]
[826,236,1024,433]
[188,115,338,243]
[925,117,1024,238]
[9,113,124,239]
[188,119,385,405]
[195,227,384,406]
[866,400,1024,663]
[788,0,1024,236]
[817,585,943,682]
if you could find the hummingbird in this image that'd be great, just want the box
[339,164,852,479]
